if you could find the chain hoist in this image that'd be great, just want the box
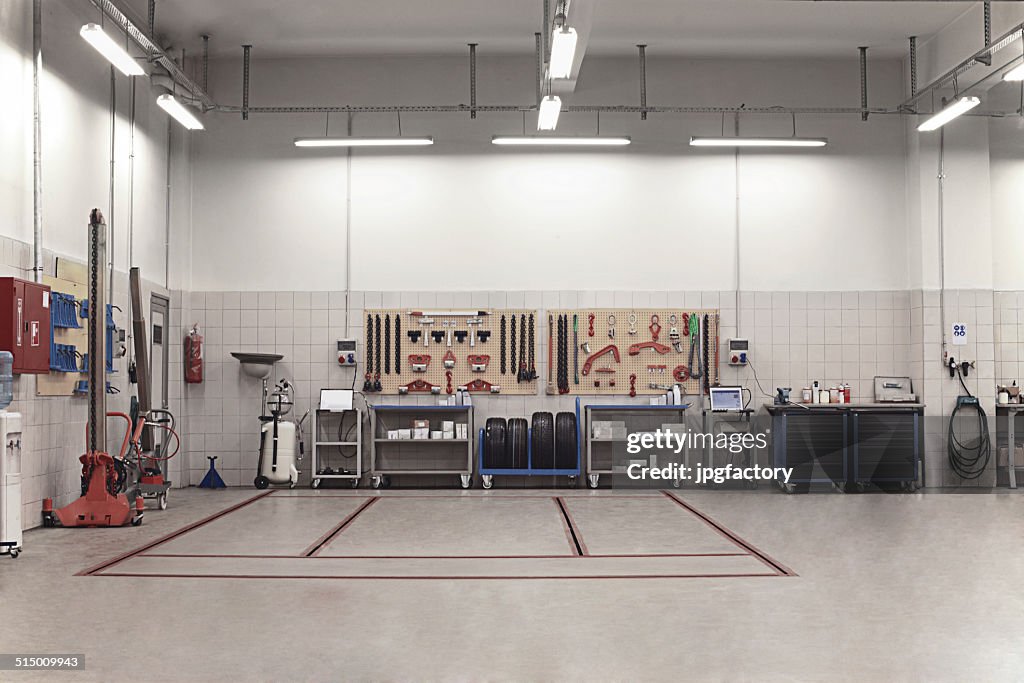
[395,315,401,374]
[363,313,373,391]
[373,314,382,392]
[517,314,527,382]
[384,314,391,375]
[500,315,507,375]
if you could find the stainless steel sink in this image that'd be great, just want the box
[231,352,283,380]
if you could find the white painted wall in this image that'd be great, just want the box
[990,116,1024,291]
[190,54,911,292]
[0,0,190,289]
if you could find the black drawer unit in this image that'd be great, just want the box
[772,410,847,488]
[851,410,920,487]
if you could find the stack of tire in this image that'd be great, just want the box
[482,412,578,471]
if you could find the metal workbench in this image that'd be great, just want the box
[996,404,1024,489]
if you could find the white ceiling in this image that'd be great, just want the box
[125,0,972,60]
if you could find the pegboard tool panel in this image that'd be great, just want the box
[546,309,720,396]
[362,309,539,396]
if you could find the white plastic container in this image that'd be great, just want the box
[256,418,300,488]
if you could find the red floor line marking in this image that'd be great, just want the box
[554,496,589,556]
[76,491,275,577]
[661,491,796,577]
[275,494,598,499]
[302,497,379,557]
[94,572,780,581]
[138,552,750,560]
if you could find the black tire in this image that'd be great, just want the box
[254,476,270,490]
[507,418,528,470]
[531,412,555,470]
[484,418,508,469]
[554,412,578,470]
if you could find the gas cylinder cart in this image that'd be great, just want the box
[311,407,363,489]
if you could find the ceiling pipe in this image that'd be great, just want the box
[859,47,869,121]
[32,0,43,283]
[242,44,251,120]
[89,0,214,110]
[534,32,543,105]
[224,103,893,115]
[147,0,155,38]
[542,0,550,65]
[202,34,210,92]
[637,44,648,121]
[468,43,478,119]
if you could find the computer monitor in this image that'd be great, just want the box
[709,386,744,412]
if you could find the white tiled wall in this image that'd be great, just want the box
[183,288,916,487]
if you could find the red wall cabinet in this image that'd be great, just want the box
[0,278,52,374]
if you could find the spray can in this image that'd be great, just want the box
[843,384,851,404]
[812,381,820,404]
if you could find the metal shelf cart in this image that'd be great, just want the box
[582,399,691,489]
[476,403,581,489]
[311,408,362,489]
[702,408,758,489]
[369,405,474,489]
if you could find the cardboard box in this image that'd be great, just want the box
[397,429,412,440]
[413,428,430,440]
[413,419,430,430]
[431,430,443,440]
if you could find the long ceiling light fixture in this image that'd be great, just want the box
[917,96,981,132]
[157,94,204,130]
[1003,63,1024,81]
[80,23,145,76]
[537,95,562,131]
[294,137,434,147]
[690,136,828,148]
[549,27,578,79]
[492,136,630,146]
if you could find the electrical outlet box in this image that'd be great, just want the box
[727,338,749,366]
[337,339,358,366]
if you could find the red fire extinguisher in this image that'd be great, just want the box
[185,325,203,384]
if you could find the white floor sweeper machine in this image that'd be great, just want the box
[254,379,308,489]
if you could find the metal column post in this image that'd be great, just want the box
[87,211,109,454]
[242,45,251,120]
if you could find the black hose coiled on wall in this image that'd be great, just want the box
[947,398,991,480]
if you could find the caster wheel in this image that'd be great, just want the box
[482,475,493,490]
[783,483,795,494]
[568,475,577,488]
[673,479,681,488]
[254,476,270,490]
[588,474,599,489]
[372,476,383,489]
[856,482,866,493]
[158,492,168,510]
[351,478,360,489]
[9,549,19,559]
[311,478,321,490]
[460,474,471,489]
[289,480,297,489]
[131,516,143,526]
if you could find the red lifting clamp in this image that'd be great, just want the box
[400,379,440,394]
[649,314,661,341]
[468,354,490,372]
[408,354,431,372]
[443,349,456,369]
[581,344,620,376]
[673,365,690,382]
[628,341,672,356]
[460,378,500,393]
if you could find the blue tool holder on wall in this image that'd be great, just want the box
[476,399,582,477]
[80,299,117,373]
[50,292,81,329]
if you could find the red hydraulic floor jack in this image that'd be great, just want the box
[42,210,143,528]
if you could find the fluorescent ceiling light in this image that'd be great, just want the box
[157,94,204,130]
[294,137,434,147]
[917,96,981,132]
[549,26,578,79]
[1003,63,1024,81]
[538,95,562,131]
[491,136,631,146]
[689,136,828,148]
[80,23,144,76]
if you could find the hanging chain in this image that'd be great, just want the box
[374,314,382,391]
[384,314,391,375]
[500,315,507,375]
[395,315,401,374]
[527,313,536,380]
[518,314,526,381]
[363,313,373,391]
[510,317,517,379]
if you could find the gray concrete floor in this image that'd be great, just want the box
[1,487,1023,682]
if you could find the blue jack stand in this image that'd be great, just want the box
[198,456,226,489]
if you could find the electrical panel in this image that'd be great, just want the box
[0,278,51,374]
[337,339,358,366]
[727,338,749,366]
